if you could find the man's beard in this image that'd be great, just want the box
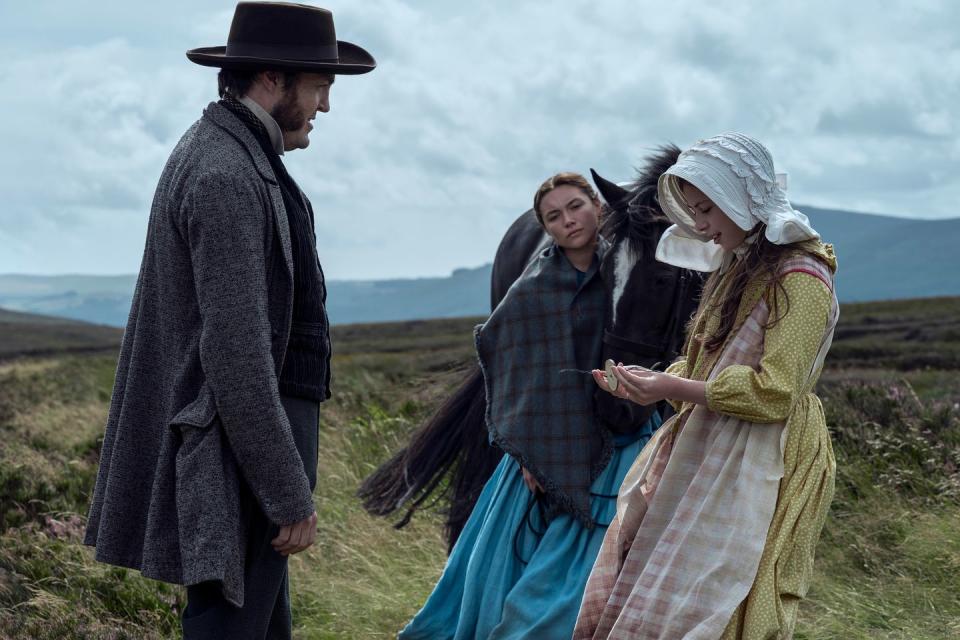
[270,89,307,133]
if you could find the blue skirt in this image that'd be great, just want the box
[399,415,659,640]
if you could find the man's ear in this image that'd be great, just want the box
[256,70,285,96]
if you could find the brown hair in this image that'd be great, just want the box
[691,233,795,352]
[217,68,301,98]
[676,177,795,352]
[532,172,601,225]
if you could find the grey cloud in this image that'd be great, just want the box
[1,0,958,279]
[817,101,944,139]
[0,0,230,49]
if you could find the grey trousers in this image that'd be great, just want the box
[182,395,319,640]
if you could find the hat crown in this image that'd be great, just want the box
[185,1,375,74]
[225,2,338,62]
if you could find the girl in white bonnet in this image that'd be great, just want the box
[574,132,838,639]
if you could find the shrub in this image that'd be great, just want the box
[823,379,960,505]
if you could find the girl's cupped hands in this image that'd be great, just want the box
[592,363,669,406]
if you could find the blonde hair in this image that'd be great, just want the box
[532,172,600,224]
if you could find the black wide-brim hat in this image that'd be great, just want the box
[187,2,375,75]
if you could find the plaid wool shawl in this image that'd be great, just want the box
[476,240,611,526]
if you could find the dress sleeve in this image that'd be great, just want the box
[704,272,832,423]
[665,357,688,378]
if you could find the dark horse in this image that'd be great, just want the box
[358,146,704,550]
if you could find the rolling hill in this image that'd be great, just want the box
[1,206,957,327]
[0,307,122,360]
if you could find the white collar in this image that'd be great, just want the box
[238,95,286,156]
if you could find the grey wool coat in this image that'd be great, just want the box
[84,101,316,607]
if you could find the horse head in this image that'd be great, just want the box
[591,146,705,431]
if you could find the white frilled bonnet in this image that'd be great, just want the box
[655,132,820,272]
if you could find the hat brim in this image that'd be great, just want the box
[186,40,375,75]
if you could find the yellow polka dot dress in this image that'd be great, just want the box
[702,245,839,639]
[711,270,837,639]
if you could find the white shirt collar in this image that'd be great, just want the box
[238,95,286,156]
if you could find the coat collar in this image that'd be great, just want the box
[202,101,294,283]
[238,95,286,156]
[203,101,279,185]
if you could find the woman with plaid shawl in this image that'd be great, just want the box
[574,133,838,639]
[399,173,661,639]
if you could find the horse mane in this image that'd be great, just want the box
[600,144,681,255]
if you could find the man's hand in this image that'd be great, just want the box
[271,511,318,556]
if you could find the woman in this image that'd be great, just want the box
[574,133,838,639]
[399,173,661,639]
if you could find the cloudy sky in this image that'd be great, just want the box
[1,0,957,279]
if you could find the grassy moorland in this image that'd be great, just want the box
[0,300,958,639]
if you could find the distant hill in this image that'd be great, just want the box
[0,274,136,327]
[325,266,491,326]
[1,206,957,327]
[801,205,960,301]
[0,308,122,359]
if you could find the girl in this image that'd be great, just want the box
[399,173,660,639]
[574,133,838,639]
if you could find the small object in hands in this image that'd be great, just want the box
[603,359,661,392]
[604,359,619,391]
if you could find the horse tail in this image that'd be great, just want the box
[357,364,503,551]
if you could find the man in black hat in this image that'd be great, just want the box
[83,3,374,638]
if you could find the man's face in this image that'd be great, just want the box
[271,72,334,151]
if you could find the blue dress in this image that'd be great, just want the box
[398,414,660,640]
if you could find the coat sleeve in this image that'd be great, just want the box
[184,170,314,526]
[704,272,832,423]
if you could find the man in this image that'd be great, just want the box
[83,3,374,638]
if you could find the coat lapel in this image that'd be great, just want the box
[204,102,294,281]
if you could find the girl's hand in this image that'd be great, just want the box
[521,466,543,494]
[611,364,671,405]
[592,368,613,392]
[595,363,707,407]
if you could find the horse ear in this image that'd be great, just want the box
[590,168,630,208]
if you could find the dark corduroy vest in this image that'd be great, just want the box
[220,95,332,402]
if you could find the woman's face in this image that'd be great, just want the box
[680,182,748,252]
[538,185,601,251]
